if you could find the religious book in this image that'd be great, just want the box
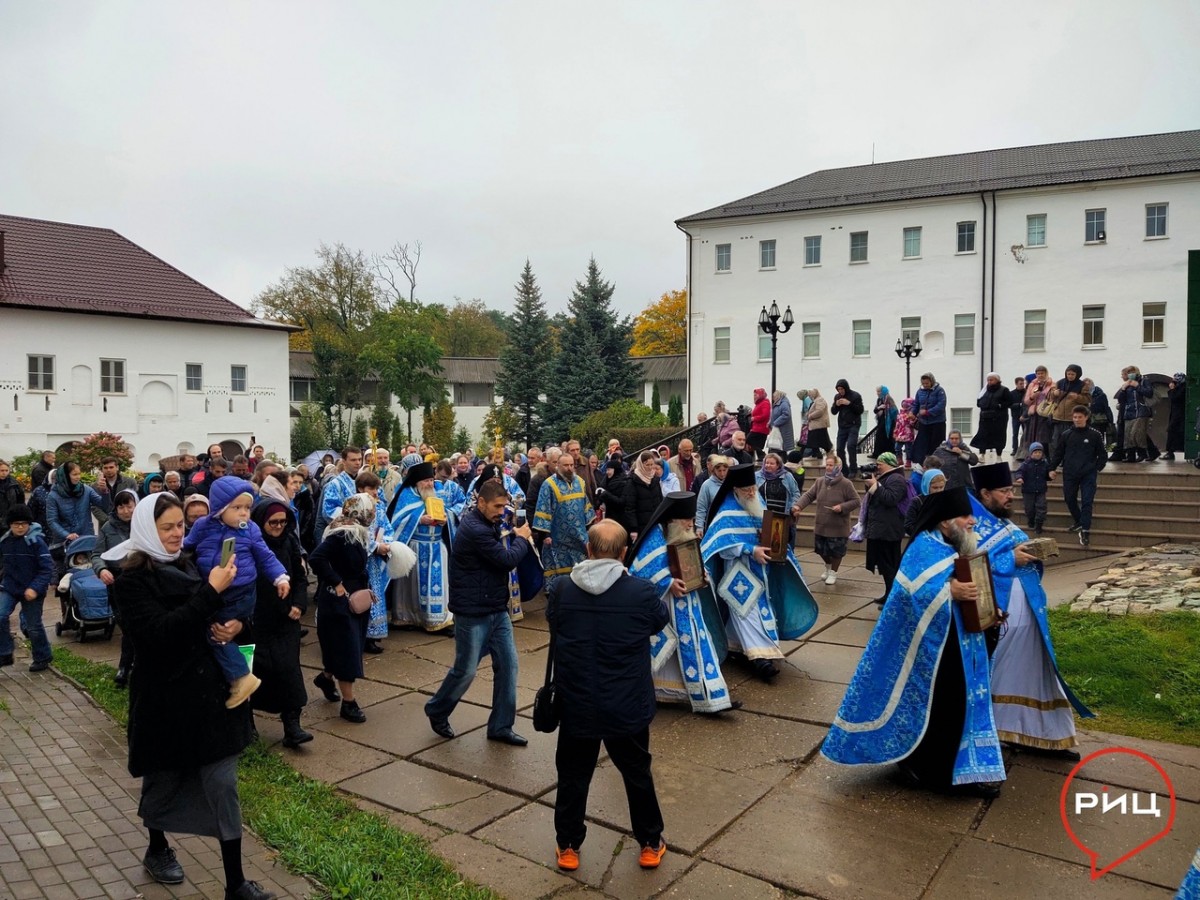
[667,537,706,592]
[759,509,790,564]
[424,496,446,523]
[1021,537,1059,560]
[952,551,1001,633]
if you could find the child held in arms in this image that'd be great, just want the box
[184,476,290,707]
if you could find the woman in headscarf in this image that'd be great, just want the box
[655,454,680,495]
[873,386,898,457]
[622,451,665,539]
[109,493,275,900]
[770,390,794,452]
[93,488,138,687]
[46,462,108,577]
[795,454,859,585]
[903,467,947,538]
[310,493,377,724]
[247,499,311,749]
[748,387,772,459]
[139,472,164,499]
[755,450,800,545]
[1164,372,1188,461]
[803,388,833,459]
[970,373,1012,459]
[1022,365,1055,454]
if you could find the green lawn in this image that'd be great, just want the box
[1048,608,1200,747]
[51,647,498,900]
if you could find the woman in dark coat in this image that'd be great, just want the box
[970,373,1012,455]
[247,500,311,748]
[310,493,374,724]
[622,452,664,540]
[112,493,275,900]
[863,453,908,606]
[1164,372,1188,461]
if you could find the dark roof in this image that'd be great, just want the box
[0,213,293,330]
[677,129,1200,224]
[635,354,686,381]
[289,352,497,385]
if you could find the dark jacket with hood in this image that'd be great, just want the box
[833,379,864,429]
[448,506,530,617]
[46,467,108,546]
[1051,365,1086,423]
[1114,372,1154,421]
[865,467,909,542]
[0,523,54,597]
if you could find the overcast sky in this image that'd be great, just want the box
[2,1,1198,319]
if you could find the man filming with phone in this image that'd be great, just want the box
[425,480,534,745]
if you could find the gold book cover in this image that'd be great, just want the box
[424,496,446,522]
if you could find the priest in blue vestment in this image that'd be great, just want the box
[388,462,454,633]
[534,453,594,588]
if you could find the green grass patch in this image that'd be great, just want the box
[1048,607,1200,747]
[50,647,498,900]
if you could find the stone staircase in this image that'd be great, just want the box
[792,461,1200,566]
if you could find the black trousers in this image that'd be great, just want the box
[554,727,663,851]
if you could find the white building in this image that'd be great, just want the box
[0,214,295,470]
[677,130,1200,444]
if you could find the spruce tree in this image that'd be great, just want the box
[496,260,552,447]
[651,382,662,413]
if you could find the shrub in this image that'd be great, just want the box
[667,394,683,427]
[570,399,667,451]
[291,402,330,460]
[73,432,133,474]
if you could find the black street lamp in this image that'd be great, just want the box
[758,302,795,398]
[894,334,923,398]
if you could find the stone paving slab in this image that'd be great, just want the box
[412,722,564,798]
[660,859,787,899]
[784,640,860,684]
[308,688,492,755]
[432,831,574,899]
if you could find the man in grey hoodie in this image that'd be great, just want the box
[546,519,670,873]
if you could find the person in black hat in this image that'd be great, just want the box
[970,462,1092,762]
[628,492,735,714]
[824,486,1007,799]
[699,464,819,682]
[387,461,454,634]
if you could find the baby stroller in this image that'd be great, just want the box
[55,535,116,642]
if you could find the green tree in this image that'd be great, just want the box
[359,302,445,433]
[350,416,370,449]
[650,382,662,413]
[422,399,456,453]
[483,402,522,447]
[570,398,668,451]
[668,394,683,427]
[452,427,474,454]
[291,402,330,460]
[496,261,553,446]
[541,258,642,441]
[368,396,394,449]
[429,298,509,357]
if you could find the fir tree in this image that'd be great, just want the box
[668,394,683,427]
[496,260,552,447]
[651,382,662,413]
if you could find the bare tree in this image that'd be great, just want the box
[374,240,422,304]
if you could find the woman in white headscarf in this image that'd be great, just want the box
[109,494,276,899]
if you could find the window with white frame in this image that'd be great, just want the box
[953,314,975,354]
[950,408,973,438]
[901,316,921,346]
[715,244,731,271]
[957,221,976,253]
[1146,204,1168,238]
[1024,309,1046,351]
[27,355,54,391]
[100,359,126,394]
[290,377,317,402]
[902,227,922,259]
[231,365,247,393]
[1082,305,1105,347]
[1085,209,1106,243]
[185,363,203,392]
[714,326,730,363]
[758,332,773,361]
[1027,214,1046,247]
[1143,302,1166,345]
[849,231,868,263]
[804,235,821,265]
[852,319,871,356]
[802,322,820,358]
[759,239,776,269]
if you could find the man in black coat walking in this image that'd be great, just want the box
[1048,405,1108,547]
[546,519,669,873]
[833,379,865,475]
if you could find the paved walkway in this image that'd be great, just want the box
[3,549,1196,899]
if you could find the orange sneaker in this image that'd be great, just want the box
[555,847,579,871]
[638,841,666,869]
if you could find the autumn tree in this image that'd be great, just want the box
[631,289,686,356]
[482,402,522,447]
[496,261,552,447]
[422,398,457,453]
[428,298,508,357]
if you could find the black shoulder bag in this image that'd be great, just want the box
[532,629,560,733]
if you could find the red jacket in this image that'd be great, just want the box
[750,397,771,435]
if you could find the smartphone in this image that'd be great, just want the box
[514,509,527,526]
[220,537,236,567]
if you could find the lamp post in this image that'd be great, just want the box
[758,302,794,398]
[894,334,923,398]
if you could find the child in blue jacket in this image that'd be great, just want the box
[0,504,55,671]
[184,477,290,708]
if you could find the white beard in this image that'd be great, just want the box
[945,523,979,556]
[735,491,765,521]
[665,520,695,544]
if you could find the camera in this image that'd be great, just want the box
[859,463,879,477]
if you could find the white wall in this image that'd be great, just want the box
[2,309,292,469]
[684,173,1198,438]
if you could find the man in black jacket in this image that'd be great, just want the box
[425,480,532,743]
[833,378,865,476]
[547,519,669,873]
[1048,405,1107,547]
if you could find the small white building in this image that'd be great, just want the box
[0,214,295,470]
[677,130,1200,443]
[637,354,688,420]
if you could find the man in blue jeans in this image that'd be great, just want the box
[425,479,533,744]
[0,504,55,671]
[1048,405,1107,547]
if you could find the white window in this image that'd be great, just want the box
[1143,302,1166,345]
[953,314,975,354]
[1146,204,1168,238]
[950,408,973,438]
[852,319,871,357]
[231,365,247,393]
[849,232,868,263]
[1024,309,1046,351]
[715,244,731,271]
[903,227,922,259]
[759,239,776,269]
[100,359,126,394]
[185,363,203,392]
[714,326,730,363]
[757,332,773,361]
[290,377,316,402]
[802,322,820,358]
[1082,305,1105,347]
[804,236,821,266]
[901,316,921,346]
[1027,214,1047,247]
[1086,209,1106,243]
[27,355,54,391]
[957,221,976,253]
